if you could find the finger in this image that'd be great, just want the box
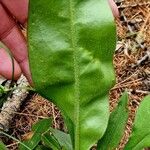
[0,48,21,80]
[0,0,29,25]
[1,27,32,83]
[0,4,15,40]
[0,4,32,83]
[108,0,119,18]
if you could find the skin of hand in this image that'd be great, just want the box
[0,0,119,84]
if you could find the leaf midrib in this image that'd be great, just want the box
[69,0,80,149]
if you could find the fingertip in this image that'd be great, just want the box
[19,58,33,84]
[108,0,119,18]
[0,48,22,80]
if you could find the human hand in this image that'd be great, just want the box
[0,0,31,82]
[0,0,119,83]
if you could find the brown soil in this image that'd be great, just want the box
[1,0,150,150]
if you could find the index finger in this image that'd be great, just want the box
[0,0,29,25]
[108,0,119,18]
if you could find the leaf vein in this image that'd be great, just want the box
[69,0,80,149]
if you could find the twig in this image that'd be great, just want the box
[112,78,143,90]
[52,103,57,128]
[128,89,150,94]
[6,142,19,148]
[132,51,150,68]
[121,12,145,50]
[118,2,150,9]
[0,76,29,131]
[121,11,133,33]
[0,110,48,119]
[115,70,139,86]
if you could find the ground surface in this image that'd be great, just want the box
[0,0,150,150]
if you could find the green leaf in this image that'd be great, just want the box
[0,141,7,150]
[97,92,129,150]
[124,95,150,150]
[50,128,72,149]
[20,118,52,150]
[51,128,72,150]
[0,86,8,108]
[0,85,12,108]
[42,128,72,150]
[35,145,51,150]
[32,118,52,132]
[42,133,61,150]
[28,0,116,149]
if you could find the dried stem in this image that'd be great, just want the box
[0,76,29,131]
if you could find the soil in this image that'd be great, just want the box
[1,0,150,150]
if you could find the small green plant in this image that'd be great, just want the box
[0,85,11,108]
[19,94,150,150]
[97,94,150,150]
[0,95,150,150]
[20,118,72,150]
